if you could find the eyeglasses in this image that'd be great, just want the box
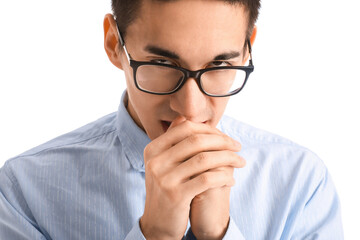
[116,24,254,97]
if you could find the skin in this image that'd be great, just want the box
[104,0,256,239]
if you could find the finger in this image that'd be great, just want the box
[159,133,241,165]
[145,121,230,159]
[182,171,235,201]
[171,151,245,182]
[168,116,187,130]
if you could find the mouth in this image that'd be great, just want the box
[161,121,172,132]
[161,120,208,133]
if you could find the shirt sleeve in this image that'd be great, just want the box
[0,164,47,240]
[184,216,245,240]
[291,167,344,239]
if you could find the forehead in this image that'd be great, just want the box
[125,0,248,65]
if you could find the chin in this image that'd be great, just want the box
[145,125,165,140]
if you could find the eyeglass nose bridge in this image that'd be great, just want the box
[177,69,205,94]
[187,69,202,79]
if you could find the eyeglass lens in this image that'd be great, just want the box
[135,65,246,95]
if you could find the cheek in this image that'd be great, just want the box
[210,98,230,125]
[130,90,169,124]
[125,70,154,114]
[131,91,159,118]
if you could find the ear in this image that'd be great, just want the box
[104,13,124,70]
[242,25,257,65]
[250,25,257,47]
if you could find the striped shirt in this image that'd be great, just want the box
[0,91,343,239]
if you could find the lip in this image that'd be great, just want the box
[161,120,208,132]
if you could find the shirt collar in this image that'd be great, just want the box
[116,91,150,172]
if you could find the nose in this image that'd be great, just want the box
[169,77,207,122]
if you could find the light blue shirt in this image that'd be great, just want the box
[0,92,343,239]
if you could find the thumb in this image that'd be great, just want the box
[168,116,187,131]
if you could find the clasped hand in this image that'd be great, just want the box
[140,117,245,240]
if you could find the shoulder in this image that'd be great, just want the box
[219,115,326,179]
[13,112,117,158]
[2,112,118,176]
[222,116,343,239]
[219,115,295,147]
[0,112,118,236]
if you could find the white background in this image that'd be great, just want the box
[0,0,359,238]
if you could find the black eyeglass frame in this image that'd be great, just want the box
[116,23,254,97]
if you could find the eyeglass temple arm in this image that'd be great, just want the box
[115,20,131,63]
[247,39,253,66]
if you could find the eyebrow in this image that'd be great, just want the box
[213,51,241,61]
[144,45,241,61]
[145,45,180,59]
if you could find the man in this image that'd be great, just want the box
[0,0,343,239]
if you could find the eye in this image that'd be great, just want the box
[208,61,232,68]
[150,59,175,66]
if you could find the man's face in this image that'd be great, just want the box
[119,0,249,140]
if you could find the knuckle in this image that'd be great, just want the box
[199,173,211,185]
[146,158,158,175]
[143,144,153,159]
[158,176,168,190]
[188,134,203,146]
[195,152,207,165]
